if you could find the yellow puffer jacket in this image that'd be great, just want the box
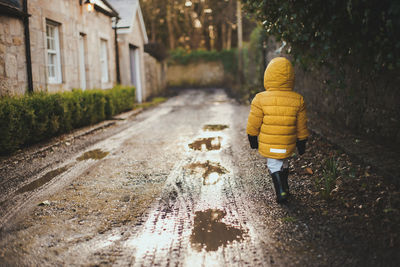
[246,57,309,159]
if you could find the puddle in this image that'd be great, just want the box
[188,137,222,151]
[17,165,70,194]
[77,149,109,161]
[213,100,227,104]
[203,124,229,131]
[185,161,228,185]
[190,209,245,251]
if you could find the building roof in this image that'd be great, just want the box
[93,0,119,18]
[107,0,148,43]
[0,0,21,8]
[0,0,29,18]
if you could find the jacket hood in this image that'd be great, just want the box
[264,57,294,91]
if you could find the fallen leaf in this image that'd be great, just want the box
[38,200,51,206]
[305,167,313,175]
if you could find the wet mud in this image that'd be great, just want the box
[0,89,288,266]
[76,149,109,161]
[188,137,222,151]
[203,124,229,131]
[185,161,228,185]
[16,165,71,194]
[190,209,245,252]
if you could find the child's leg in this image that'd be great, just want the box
[281,161,290,195]
[267,158,289,203]
[267,158,285,173]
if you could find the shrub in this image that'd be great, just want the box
[242,0,400,74]
[168,48,237,75]
[0,86,135,155]
[315,157,339,200]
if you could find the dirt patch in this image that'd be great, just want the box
[257,133,400,266]
[16,165,71,194]
[76,149,109,161]
[188,137,222,151]
[190,209,245,251]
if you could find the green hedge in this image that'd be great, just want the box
[168,48,238,75]
[0,86,135,155]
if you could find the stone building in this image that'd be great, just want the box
[0,0,120,95]
[0,0,28,95]
[0,0,166,101]
[108,0,148,103]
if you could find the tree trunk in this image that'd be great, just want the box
[237,0,243,83]
[151,19,156,43]
[227,24,232,49]
[221,23,227,49]
[166,3,175,49]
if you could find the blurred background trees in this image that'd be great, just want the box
[140,0,255,51]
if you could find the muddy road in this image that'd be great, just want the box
[0,89,282,266]
[3,89,394,266]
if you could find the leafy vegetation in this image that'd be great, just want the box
[0,86,135,155]
[241,0,400,75]
[134,97,167,109]
[315,157,339,200]
[168,48,238,75]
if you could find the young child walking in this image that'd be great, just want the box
[246,57,309,203]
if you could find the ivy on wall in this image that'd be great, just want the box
[241,0,400,76]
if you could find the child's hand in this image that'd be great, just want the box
[296,139,307,155]
[248,135,258,149]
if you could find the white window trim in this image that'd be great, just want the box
[100,39,109,83]
[46,21,62,84]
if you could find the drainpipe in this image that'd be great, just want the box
[23,0,33,93]
[113,17,121,84]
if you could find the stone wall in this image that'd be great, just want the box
[143,52,167,99]
[0,16,26,96]
[167,61,225,88]
[295,67,400,146]
[28,0,116,93]
[260,37,400,146]
[0,0,117,95]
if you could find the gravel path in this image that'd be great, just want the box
[0,89,398,266]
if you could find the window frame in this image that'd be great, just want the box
[100,39,109,83]
[46,20,62,84]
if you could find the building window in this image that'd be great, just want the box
[100,39,109,83]
[46,21,62,84]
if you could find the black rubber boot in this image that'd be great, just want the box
[271,171,288,203]
[281,168,290,196]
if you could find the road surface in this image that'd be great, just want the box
[0,89,289,266]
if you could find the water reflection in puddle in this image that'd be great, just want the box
[185,161,228,185]
[17,165,70,194]
[77,149,109,161]
[213,100,227,104]
[203,124,229,131]
[190,209,245,251]
[188,137,222,151]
